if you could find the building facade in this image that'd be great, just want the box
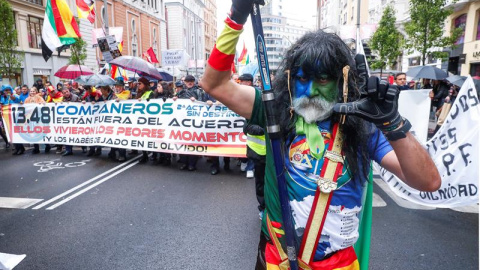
[260,0,313,72]
[7,0,75,87]
[445,0,480,77]
[203,0,216,61]
[165,0,205,76]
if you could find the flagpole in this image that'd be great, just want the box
[103,0,109,35]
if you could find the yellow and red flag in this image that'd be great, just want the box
[237,41,247,64]
[41,0,81,61]
[76,0,95,24]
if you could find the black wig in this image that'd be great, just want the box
[272,29,372,180]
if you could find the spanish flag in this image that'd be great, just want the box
[41,0,81,62]
[76,0,95,24]
[237,41,247,64]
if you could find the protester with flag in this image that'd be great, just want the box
[200,0,441,269]
[41,0,81,61]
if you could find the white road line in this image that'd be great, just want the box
[373,178,436,210]
[0,252,26,269]
[372,193,387,207]
[46,160,140,210]
[0,197,43,209]
[32,155,141,210]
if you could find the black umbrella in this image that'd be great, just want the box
[406,66,448,80]
[446,75,467,87]
[110,56,163,80]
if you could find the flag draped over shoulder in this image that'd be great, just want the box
[41,0,81,62]
[76,0,95,23]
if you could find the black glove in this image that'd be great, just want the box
[333,54,403,133]
[229,0,265,25]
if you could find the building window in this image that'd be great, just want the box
[131,19,138,57]
[27,16,43,49]
[152,27,158,56]
[476,10,480,40]
[24,0,43,6]
[454,14,467,44]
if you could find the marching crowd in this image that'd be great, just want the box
[0,73,265,181]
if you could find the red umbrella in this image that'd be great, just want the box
[54,65,94,79]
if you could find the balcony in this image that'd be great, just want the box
[24,0,43,6]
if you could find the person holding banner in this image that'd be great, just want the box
[136,77,154,163]
[200,1,441,269]
[25,87,50,154]
[83,86,104,157]
[113,78,131,162]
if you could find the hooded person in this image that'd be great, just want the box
[200,1,441,269]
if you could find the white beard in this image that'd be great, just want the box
[293,96,335,124]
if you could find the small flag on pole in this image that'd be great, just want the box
[76,0,95,24]
[143,47,159,63]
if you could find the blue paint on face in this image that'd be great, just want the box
[294,68,313,98]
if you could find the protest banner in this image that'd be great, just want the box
[161,50,189,67]
[1,99,247,157]
[374,76,479,207]
[398,89,431,144]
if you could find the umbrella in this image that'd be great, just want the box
[157,68,173,81]
[445,75,467,87]
[75,74,116,86]
[54,65,94,79]
[406,66,448,80]
[110,56,163,80]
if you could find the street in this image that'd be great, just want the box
[0,145,478,270]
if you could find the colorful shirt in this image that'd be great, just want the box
[248,89,392,261]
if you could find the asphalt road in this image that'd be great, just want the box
[0,145,478,270]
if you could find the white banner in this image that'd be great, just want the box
[1,99,247,157]
[161,50,189,67]
[398,89,431,144]
[375,76,480,207]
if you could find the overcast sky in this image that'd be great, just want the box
[215,1,316,62]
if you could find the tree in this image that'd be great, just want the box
[0,0,22,82]
[404,0,462,66]
[369,5,403,76]
[68,18,87,65]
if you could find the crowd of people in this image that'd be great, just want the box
[0,73,266,183]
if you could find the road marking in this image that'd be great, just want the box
[373,178,436,210]
[0,252,26,270]
[0,197,43,209]
[46,160,140,210]
[372,193,387,207]
[32,155,141,210]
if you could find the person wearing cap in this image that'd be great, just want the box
[174,81,184,95]
[33,78,44,91]
[112,78,130,162]
[127,77,137,98]
[135,77,155,163]
[0,85,20,105]
[82,86,104,156]
[114,78,131,101]
[45,85,64,154]
[173,74,206,171]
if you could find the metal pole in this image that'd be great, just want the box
[195,18,198,77]
[250,4,299,270]
[103,0,109,35]
[356,0,361,30]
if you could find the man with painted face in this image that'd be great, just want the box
[200,1,441,269]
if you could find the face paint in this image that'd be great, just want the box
[294,68,337,102]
